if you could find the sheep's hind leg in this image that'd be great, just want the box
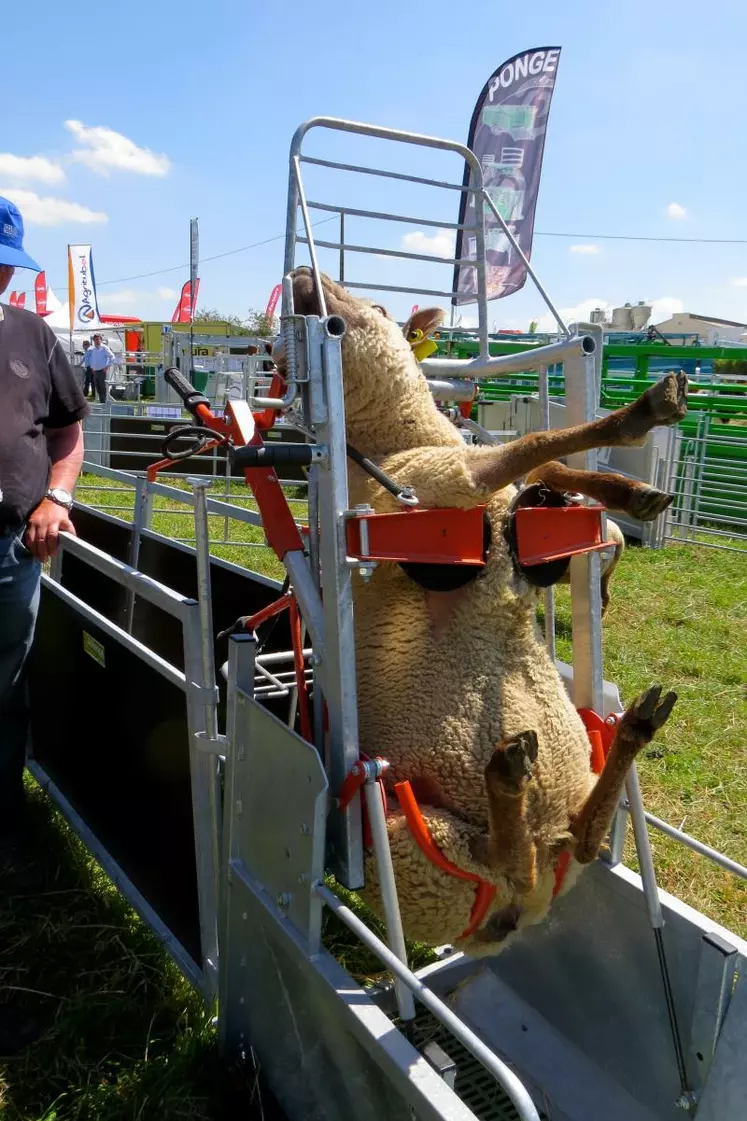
[524,461,674,521]
[471,730,539,893]
[570,685,677,864]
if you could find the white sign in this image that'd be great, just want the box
[146,405,182,419]
[68,244,102,331]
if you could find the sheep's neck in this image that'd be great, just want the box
[344,370,462,458]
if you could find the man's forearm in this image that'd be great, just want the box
[45,422,84,491]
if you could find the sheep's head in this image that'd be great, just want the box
[275,268,451,453]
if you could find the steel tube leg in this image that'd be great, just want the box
[186,476,223,988]
[363,768,416,1026]
[626,763,693,1107]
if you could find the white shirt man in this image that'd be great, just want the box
[87,334,115,403]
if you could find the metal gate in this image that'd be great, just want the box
[660,415,747,551]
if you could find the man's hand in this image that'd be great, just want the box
[24,498,76,563]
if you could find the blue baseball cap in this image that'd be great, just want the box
[0,196,41,272]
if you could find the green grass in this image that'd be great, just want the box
[2,476,743,1118]
[554,541,746,933]
[0,786,266,1121]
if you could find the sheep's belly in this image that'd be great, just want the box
[354,578,593,833]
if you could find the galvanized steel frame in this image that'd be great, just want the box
[31,537,222,999]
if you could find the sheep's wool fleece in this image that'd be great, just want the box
[305,278,600,953]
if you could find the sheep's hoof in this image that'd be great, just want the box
[486,730,538,795]
[623,373,688,442]
[623,684,678,744]
[628,485,674,521]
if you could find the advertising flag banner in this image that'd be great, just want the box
[9,291,18,307]
[35,271,47,315]
[265,283,282,320]
[453,47,561,305]
[68,244,102,329]
[172,279,200,324]
[189,218,199,321]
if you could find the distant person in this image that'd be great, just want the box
[87,333,115,404]
[81,339,95,399]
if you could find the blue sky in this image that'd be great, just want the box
[3,0,746,330]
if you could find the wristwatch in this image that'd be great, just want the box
[45,487,74,511]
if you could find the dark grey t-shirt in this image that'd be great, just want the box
[0,303,90,528]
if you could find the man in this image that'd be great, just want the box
[87,332,115,403]
[0,195,89,839]
[81,338,94,399]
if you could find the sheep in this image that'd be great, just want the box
[397,309,644,615]
[281,269,685,954]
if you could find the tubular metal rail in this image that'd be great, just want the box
[659,415,747,552]
[31,117,747,1121]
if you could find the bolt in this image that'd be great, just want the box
[298,872,309,885]
[300,823,310,835]
[276,892,291,909]
[310,652,322,666]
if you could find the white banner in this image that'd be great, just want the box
[67,244,102,331]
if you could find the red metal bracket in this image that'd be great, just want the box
[515,504,615,567]
[345,505,486,566]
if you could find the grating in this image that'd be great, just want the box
[404,1010,551,1121]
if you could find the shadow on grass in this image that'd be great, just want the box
[0,782,280,1121]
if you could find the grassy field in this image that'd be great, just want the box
[1,472,744,1119]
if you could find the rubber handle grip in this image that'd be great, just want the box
[163,367,211,416]
[164,366,199,400]
[231,444,317,470]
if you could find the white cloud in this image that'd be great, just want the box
[731,277,747,288]
[99,286,180,312]
[0,154,65,184]
[534,295,685,333]
[666,202,687,219]
[0,186,107,226]
[100,289,141,308]
[535,297,610,332]
[401,229,456,259]
[650,296,684,322]
[569,244,600,255]
[64,120,171,177]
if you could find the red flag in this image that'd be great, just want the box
[265,283,281,321]
[9,291,18,306]
[16,292,26,309]
[35,272,47,316]
[172,278,200,324]
[411,304,419,315]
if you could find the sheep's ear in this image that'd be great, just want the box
[402,307,445,345]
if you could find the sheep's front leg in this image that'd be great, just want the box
[524,461,674,522]
[570,685,677,864]
[471,730,539,893]
[470,373,687,494]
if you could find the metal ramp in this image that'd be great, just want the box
[27,117,747,1121]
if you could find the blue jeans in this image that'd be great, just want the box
[0,529,41,821]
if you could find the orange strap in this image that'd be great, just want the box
[394,780,496,941]
[394,715,617,922]
[553,712,617,897]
